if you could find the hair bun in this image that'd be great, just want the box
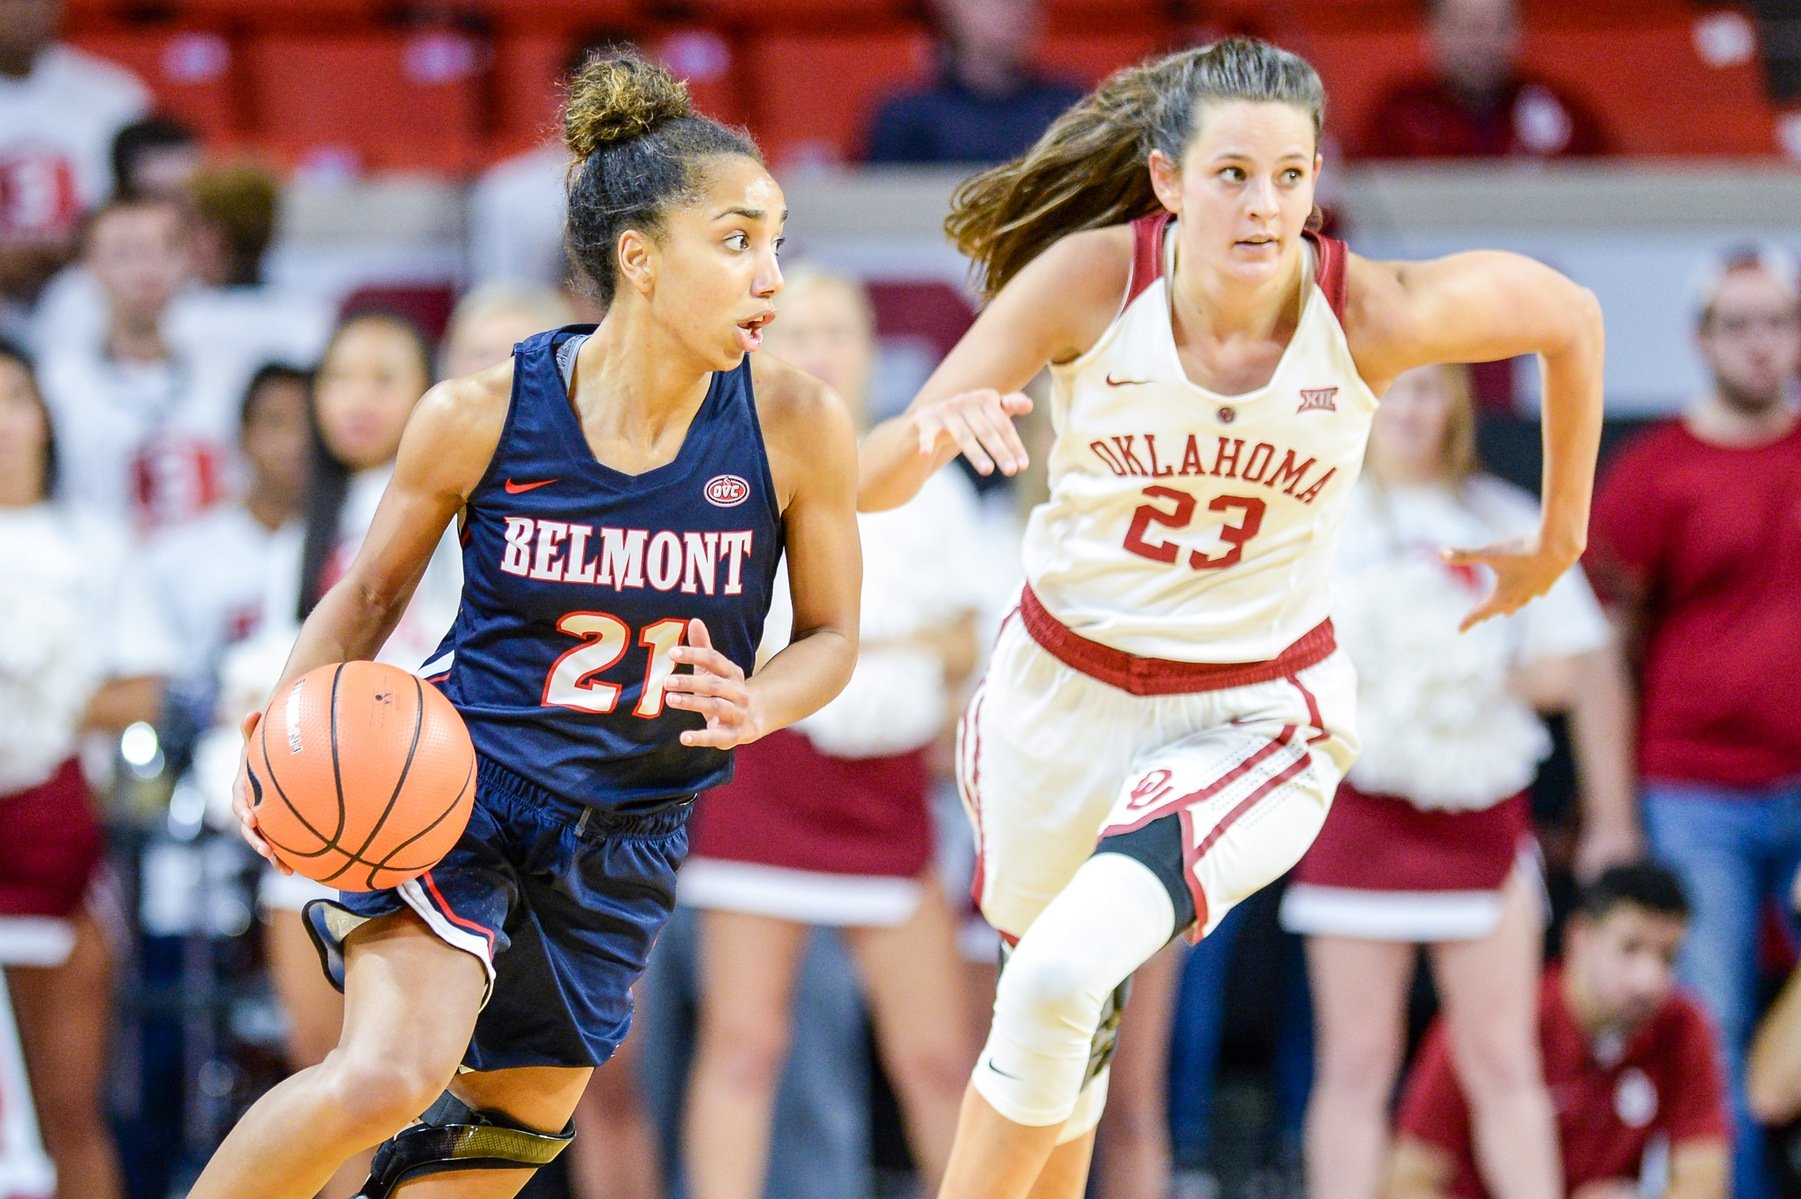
[564,53,694,160]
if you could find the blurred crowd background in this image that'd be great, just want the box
[1,0,1800,1198]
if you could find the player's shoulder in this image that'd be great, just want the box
[1657,987,1721,1042]
[1342,251,1408,329]
[749,354,856,505]
[1609,417,1691,465]
[749,352,850,434]
[401,360,514,490]
[426,358,514,428]
[1018,223,1135,305]
[37,44,150,107]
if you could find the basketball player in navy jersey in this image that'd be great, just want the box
[187,54,861,1199]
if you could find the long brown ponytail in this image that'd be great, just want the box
[945,38,1326,298]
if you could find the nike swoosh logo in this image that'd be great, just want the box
[986,1059,1024,1080]
[1106,374,1151,387]
[504,478,558,494]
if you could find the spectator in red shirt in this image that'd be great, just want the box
[1588,245,1801,1199]
[1390,863,1730,1199]
[1358,0,1611,160]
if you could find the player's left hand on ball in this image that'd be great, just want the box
[1442,533,1579,632]
[667,618,757,749]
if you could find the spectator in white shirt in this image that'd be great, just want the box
[149,362,311,761]
[0,0,148,334]
[37,194,242,530]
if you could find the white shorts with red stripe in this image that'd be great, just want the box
[958,590,1358,941]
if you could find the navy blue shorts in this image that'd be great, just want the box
[304,759,691,1071]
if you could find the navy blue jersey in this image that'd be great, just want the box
[425,326,782,809]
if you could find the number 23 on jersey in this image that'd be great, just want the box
[1124,485,1266,570]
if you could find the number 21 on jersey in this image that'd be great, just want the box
[542,612,688,717]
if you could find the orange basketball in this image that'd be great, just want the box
[245,661,476,892]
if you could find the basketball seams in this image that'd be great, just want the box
[255,660,476,890]
[254,706,333,850]
[320,673,425,884]
[369,752,476,876]
[328,662,349,845]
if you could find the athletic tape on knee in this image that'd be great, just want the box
[353,1091,574,1199]
[970,854,1174,1128]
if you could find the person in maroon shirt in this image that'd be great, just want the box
[1390,863,1730,1199]
[1358,0,1612,160]
[1588,246,1801,1199]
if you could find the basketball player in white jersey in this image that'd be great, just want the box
[858,39,1605,1199]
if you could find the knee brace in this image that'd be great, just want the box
[970,854,1173,1129]
[1085,971,1132,1087]
[352,1091,574,1199]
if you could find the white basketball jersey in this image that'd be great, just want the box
[1021,214,1379,663]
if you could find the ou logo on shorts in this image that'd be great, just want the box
[1126,768,1176,811]
[705,475,750,507]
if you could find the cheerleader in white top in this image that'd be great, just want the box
[858,39,1607,1199]
[1279,362,1638,1199]
[0,341,176,1199]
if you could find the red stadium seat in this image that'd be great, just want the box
[488,26,746,162]
[866,279,977,361]
[744,31,933,165]
[244,31,485,174]
[68,27,243,142]
[449,0,642,35]
[1271,8,1773,158]
[1273,24,1432,152]
[1523,12,1775,155]
[646,26,747,126]
[490,33,573,154]
[1036,31,1169,87]
[340,282,459,345]
[680,0,905,26]
[158,0,389,28]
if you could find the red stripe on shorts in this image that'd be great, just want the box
[1180,750,1313,932]
[422,871,496,953]
[1102,726,1299,839]
[1286,672,1329,746]
[963,686,989,918]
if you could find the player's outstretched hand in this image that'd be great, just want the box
[668,619,757,749]
[232,710,293,875]
[1443,534,1581,632]
[913,388,1034,477]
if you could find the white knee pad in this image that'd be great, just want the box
[969,854,1174,1128]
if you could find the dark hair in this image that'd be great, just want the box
[296,313,435,620]
[561,51,762,307]
[239,361,311,432]
[110,115,199,199]
[190,163,281,287]
[946,38,1326,297]
[1578,862,1691,924]
[0,338,58,500]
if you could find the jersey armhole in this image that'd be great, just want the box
[1305,230,1349,324]
[462,333,549,505]
[1125,211,1171,308]
[1052,212,1169,377]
